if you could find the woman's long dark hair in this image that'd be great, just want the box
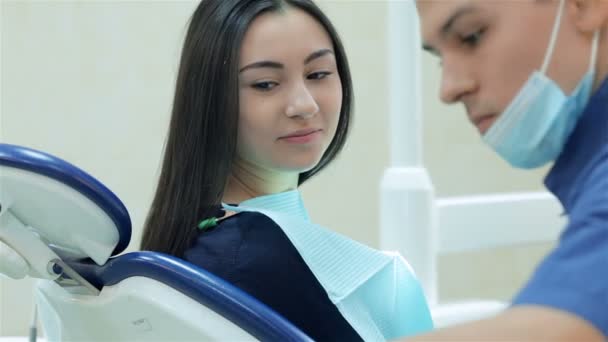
[141,0,353,257]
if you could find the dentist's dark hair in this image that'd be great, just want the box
[140,0,353,257]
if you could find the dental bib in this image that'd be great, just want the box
[223,190,433,341]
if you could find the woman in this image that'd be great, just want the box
[141,1,433,340]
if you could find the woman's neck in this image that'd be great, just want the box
[223,157,299,204]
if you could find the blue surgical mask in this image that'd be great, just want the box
[483,0,600,169]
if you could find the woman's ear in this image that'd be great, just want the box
[568,0,608,33]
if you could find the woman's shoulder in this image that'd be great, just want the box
[182,211,293,280]
[183,211,364,341]
[189,211,288,249]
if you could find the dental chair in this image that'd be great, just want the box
[0,143,312,342]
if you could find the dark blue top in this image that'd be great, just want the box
[513,77,608,336]
[184,211,363,342]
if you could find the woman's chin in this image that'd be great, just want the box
[275,158,323,174]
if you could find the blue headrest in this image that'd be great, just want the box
[0,143,131,255]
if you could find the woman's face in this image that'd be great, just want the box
[236,7,342,175]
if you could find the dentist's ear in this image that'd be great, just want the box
[568,0,608,33]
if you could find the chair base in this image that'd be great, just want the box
[36,277,256,341]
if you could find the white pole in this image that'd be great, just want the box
[380,0,438,306]
[387,0,422,167]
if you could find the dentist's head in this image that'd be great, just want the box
[417,0,608,168]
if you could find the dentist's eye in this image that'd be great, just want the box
[252,81,278,91]
[461,28,485,47]
[307,71,332,80]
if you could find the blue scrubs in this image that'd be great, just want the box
[512,77,608,335]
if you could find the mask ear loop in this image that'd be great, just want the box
[540,0,566,75]
[588,31,600,74]
[485,0,565,143]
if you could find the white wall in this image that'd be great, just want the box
[1,0,553,336]
[1,0,198,335]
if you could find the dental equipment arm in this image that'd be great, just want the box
[0,239,29,279]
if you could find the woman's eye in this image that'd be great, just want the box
[252,81,278,91]
[307,71,332,80]
[461,28,485,47]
